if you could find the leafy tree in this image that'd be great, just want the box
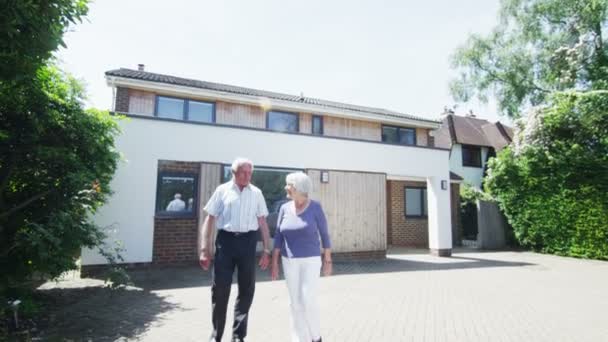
[1,0,125,296]
[485,91,608,259]
[1,0,89,80]
[451,0,608,117]
[0,65,121,290]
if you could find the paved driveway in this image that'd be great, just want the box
[32,249,608,341]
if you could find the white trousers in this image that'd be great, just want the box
[282,256,322,342]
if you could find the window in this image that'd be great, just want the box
[382,125,416,145]
[222,165,302,237]
[267,111,299,133]
[155,96,215,123]
[462,145,482,167]
[156,96,184,120]
[187,100,215,123]
[405,187,427,217]
[312,115,323,135]
[156,172,198,217]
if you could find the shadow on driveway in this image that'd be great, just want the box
[117,248,535,291]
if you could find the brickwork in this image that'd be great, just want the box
[115,87,130,113]
[333,250,386,261]
[387,180,429,247]
[153,160,201,264]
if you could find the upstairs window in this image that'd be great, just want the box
[312,115,324,135]
[155,96,215,123]
[187,100,214,123]
[462,145,482,167]
[156,96,184,120]
[382,125,416,145]
[267,111,299,133]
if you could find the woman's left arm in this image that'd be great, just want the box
[316,204,332,276]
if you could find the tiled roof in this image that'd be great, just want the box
[434,114,513,151]
[106,68,439,124]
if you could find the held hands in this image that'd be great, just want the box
[258,251,270,270]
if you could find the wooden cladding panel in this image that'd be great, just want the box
[416,128,429,146]
[308,169,387,253]
[128,89,155,115]
[323,116,381,141]
[216,101,265,128]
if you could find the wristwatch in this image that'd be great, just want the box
[263,248,271,255]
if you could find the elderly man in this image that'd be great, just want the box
[199,158,271,342]
[166,193,185,211]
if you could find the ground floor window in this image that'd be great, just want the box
[156,172,198,217]
[405,187,428,218]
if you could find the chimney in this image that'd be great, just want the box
[440,106,455,119]
[137,64,145,71]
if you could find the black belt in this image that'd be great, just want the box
[219,230,256,237]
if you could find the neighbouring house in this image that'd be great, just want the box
[434,112,513,190]
[434,111,514,245]
[81,66,456,269]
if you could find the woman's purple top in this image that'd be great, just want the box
[273,200,331,258]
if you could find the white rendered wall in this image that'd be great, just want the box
[449,144,490,189]
[82,117,453,264]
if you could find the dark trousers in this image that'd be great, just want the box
[211,230,257,341]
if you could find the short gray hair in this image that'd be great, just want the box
[231,157,254,174]
[286,172,312,196]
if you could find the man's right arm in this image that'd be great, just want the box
[200,215,216,257]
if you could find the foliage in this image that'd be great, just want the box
[0,65,122,290]
[459,183,492,206]
[1,0,89,80]
[451,0,608,117]
[485,91,608,259]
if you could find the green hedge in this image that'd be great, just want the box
[485,91,608,259]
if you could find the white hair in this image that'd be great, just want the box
[286,172,312,196]
[231,157,254,174]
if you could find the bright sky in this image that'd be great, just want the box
[57,0,506,123]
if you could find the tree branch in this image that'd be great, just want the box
[0,190,51,221]
[472,57,550,94]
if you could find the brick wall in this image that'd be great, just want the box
[115,87,130,113]
[333,250,386,261]
[153,160,201,264]
[387,180,428,247]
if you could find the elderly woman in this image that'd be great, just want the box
[271,172,332,342]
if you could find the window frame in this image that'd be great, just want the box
[266,110,300,133]
[186,99,216,123]
[381,124,417,146]
[311,115,324,135]
[461,144,482,168]
[404,186,428,218]
[155,171,199,218]
[154,95,216,123]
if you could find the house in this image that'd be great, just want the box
[433,112,514,245]
[434,112,513,190]
[81,66,456,268]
